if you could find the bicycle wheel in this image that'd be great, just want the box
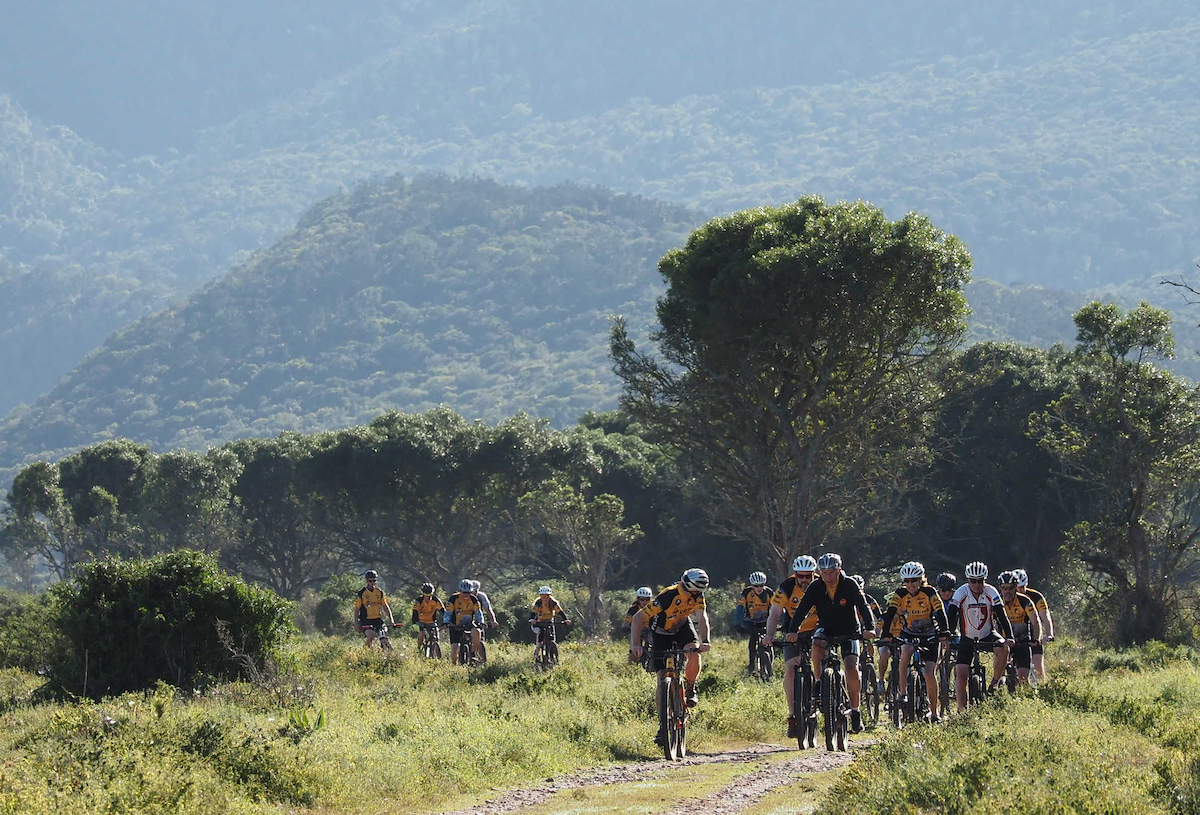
[747,636,757,677]
[860,661,879,724]
[835,673,847,752]
[905,671,920,724]
[821,667,836,751]
[968,669,985,705]
[1006,663,1018,693]
[759,644,773,683]
[793,666,809,751]
[672,681,688,759]
[938,659,952,718]
[888,667,902,728]
[657,677,674,761]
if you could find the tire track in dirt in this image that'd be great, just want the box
[438,742,862,815]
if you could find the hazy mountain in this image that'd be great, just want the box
[2,1,1199,417]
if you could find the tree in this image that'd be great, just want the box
[518,481,642,635]
[1031,301,1200,644]
[611,196,971,574]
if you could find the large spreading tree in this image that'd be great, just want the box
[610,196,972,575]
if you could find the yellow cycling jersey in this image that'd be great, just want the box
[644,585,705,633]
[1019,587,1049,614]
[530,596,564,623]
[445,591,482,626]
[885,583,945,634]
[772,576,818,634]
[353,586,388,621]
[738,587,773,621]
[623,600,650,627]
[1002,593,1037,636]
[862,593,883,632]
[411,595,445,625]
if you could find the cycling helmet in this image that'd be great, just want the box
[636,586,654,599]
[849,574,866,590]
[900,561,925,580]
[364,569,378,580]
[997,570,1018,586]
[748,571,768,586]
[964,561,988,579]
[817,553,842,571]
[421,582,434,594]
[459,578,473,592]
[470,580,481,592]
[1013,568,1029,587]
[792,555,818,573]
[934,572,957,591]
[680,568,710,592]
[538,585,552,595]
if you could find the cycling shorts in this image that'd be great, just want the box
[649,621,698,672]
[448,622,477,644]
[783,633,813,664]
[1011,642,1032,670]
[955,633,1003,666]
[813,628,861,658]
[362,618,384,632]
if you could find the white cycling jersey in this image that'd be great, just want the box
[951,583,1003,638]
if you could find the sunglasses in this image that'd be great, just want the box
[903,578,921,583]
[967,578,984,584]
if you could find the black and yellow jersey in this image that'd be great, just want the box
[411,594,445,625]
[623,600,650,628]
[771,576,818,634]
[644,584,705,633]
[861,593,883,632]
[444,591,482,626]
[1019,587,1049,614]
[354,586,389,621]
[880,583,949,635]
[529,596,565,623]
[737,587,773,622]
[1002,592,1038,638]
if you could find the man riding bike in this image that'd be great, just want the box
[949,561,1015,711]
[411,582,445,656]
[878,561,951,721]
[529,585,571,663]
[1013,568,1054,680]
[353,570,398,648]
[443,578,485,665]
[763,555,820,739]
[622,586,654,637]
[629,568,712,747]
[786,553,876,733]
[998,570,1041,686]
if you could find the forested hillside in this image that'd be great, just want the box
[1,1,1198,416]
[0,176,697,474]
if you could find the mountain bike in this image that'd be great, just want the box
[657,644,700,760]
[879,638,903,728]
[816,634,859,752]
[937,645,954,719]
[745,622,772,681]
[454,622,482,666]
[899,632,937,725]
[533,620,569,670]
[859,640,880,726]
[418,623,441,659]
[378,623,393,651]
[959,636,1005,706]
[773,636,817,750]
[1003,637,1033,692]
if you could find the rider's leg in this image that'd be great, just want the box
[471,628,483,660]
[845,652,861,709]
[990,645,1009,690]
[923,660,938,714]
[955,663,969,712]
[783,656,800,715]
[898,643,914,693]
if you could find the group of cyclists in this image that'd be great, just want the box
[353,570,571,665]
[353,552,1053,746]
[730,554,1053,737]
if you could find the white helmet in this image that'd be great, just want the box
[900,561,925,580]
[1012,568,1029,587]
[964,561,988,579]
[636,586,653,599]
[680,568,710,592]
[458,578,473,592]
[817,553,842,571]
[849,574,865,590]
[538,585,552,595]
[792,555,818,573]
[748,571,768,586]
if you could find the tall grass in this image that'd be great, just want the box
[0,636,786,813]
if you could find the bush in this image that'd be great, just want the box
[47,550,294,699]
[0,590,54,671]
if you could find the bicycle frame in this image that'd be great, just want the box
[814,634,859,752]
[657,644,698,760]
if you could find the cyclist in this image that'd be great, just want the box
[786,553,876,733]
[949,561,1015,711]
[470,579,500,630]
[410,582,445,656]
[850,574,883,679]
[876,571,905,701]
[878,561,951,721]
[1013,568,1054,680]
[629,568,712,747]
[763,555,820,739]
[353,570,398,648]
[935,572,959,636]
[443,578,485,665]
[998,570,1041,686]
[735,571,773,637]
[622,586,654,635]
[529,585,571,662]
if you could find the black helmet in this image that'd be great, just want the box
[421,582,434,594]
[364,569,378,580]
[934,572,956,591]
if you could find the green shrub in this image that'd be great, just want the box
[47,550,294,699]
[0,590,54,671]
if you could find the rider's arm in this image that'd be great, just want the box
[878,601,898,637]
[993,600,1015,639]
[695,608,711,648]
[1026,599,1041,642]
[763,604,783,641]
[629,608,648,649]
[932,601,950,636]
[383,600,397,625]
[411,606,420,624]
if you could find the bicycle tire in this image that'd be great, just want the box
[672,681,688,759]
[888,663,902,728]
[968,670,985,706]
[747,636,758,677]
[821,667,836,751]
[658,678,674,761]
[793,665,809,751]
[759,645,773,683]
[905,671,920,724]
[1006,663,1018,693]
[835,671,848,751]
[860,661,879,724]
[938,658,952,718]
